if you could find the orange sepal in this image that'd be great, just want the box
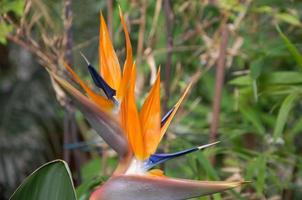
[120,65,146,160]
[140,69,161,157]
[117,7,133,100]
[148,169,165,177]
[160,82,192,140]
[99,13,121,90]
[63,63,114,111]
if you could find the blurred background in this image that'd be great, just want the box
[1,0,302,199]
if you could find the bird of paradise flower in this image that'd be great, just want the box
[50,7,247,200]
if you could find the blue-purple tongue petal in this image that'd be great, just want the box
[145,141,220,170]
[161,107,175,127]
[87,65,116,99]
[80,52,116,100]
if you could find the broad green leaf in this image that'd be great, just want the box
[273,93,298,140]
[10,160,76,200]
[277,26,302,69]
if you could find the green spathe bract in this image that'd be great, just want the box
[10,160,76,200]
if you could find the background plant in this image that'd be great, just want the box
[1,0,302,199]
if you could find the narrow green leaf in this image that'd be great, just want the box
[197,152,219,180]
[273,93,298,140]
[197,153,222,200]
[10,160,76,200]
[256,155,266,195]
[252,80,258,102]
[277,26,302,69]
[239,104,265,135]
[229,75,252,86]
[231,71,302,87]
[250,58,263,80]
[276,13,301,26]
[261,71,302,85]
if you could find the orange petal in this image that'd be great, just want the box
[120,65,146,160]
[64,63,114,111]
[99,13,121,90]
[140,69,161,156]
[160,82,192,139]
[148,169,165,177]
[117,7,133,100]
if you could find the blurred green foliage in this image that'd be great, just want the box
[0,0,24,44]
[1,0,302,199]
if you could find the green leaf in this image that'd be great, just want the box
[273,93,298,140]
[0,0,25,16]
[0,22,13,44]
[250,58,263,80]
[197,153,219,180]
[10,160,76,200]
[276,13,301,26]
[231,71,302,87]
[261,71,302,85]
[229,75,252,86]
[76,177,103,200]
[253,6,273,13]
[277,26,302,69]
[255,155,266,195]
[239,104,265,135]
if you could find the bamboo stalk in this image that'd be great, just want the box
[63,0,82,185]
[163,0,174,113]
[209,24,229,144]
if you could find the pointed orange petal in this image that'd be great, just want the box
[140,69,161,156]
[120,66,146,160]
[160,82,192,139]
[117,7,133,100]
[99,13,121,90]
[64,63,114,111]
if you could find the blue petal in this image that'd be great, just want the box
[161,107,175,127]
[87,64,116,99]
[144,142,220,170]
